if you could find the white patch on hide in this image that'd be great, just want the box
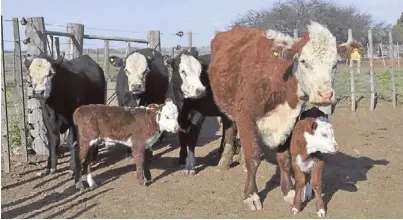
[145,132,163,149]
[86,174,96,187]
[89,137,133,148]
[296,154,316,173]
[125,53,148,93]
[28,58,55,99]
[294,21,337,105]
[178,54,206,99]
[304,116,338,155]
[256,100,304,148]
[158,100,179,133]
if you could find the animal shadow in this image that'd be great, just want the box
[321,152,389,208]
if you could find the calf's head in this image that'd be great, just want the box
[304,116,339,155]
[23,54,64,100]
[167,51,206,99]
[109,52,151,94]
[157,98,180,133]
[293,21,338,106]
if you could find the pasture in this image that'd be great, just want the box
[1,16,403,219]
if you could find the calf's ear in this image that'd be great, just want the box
[312,121,318,131]
[109,56,124,67]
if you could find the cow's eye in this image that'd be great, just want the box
[322,133,328,138]
[300,60,305,63]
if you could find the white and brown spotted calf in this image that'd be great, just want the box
[72,98,179,190]
[290,107,339,217]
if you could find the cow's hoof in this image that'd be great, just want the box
[243,193,262,211]
[36,168,50,176]
[50,168,57,174]
[283,190,296,205]
[75,181,85,191]
[89,182,98,190]
[317,209,326,217]
[183,169,196,176]
[217,158,232,170]
[291,207,299,215]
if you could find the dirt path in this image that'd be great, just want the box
[2,101,403,219]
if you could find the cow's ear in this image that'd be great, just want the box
[338,43,350,60]
[109,56,124,67]
[54,53,65,65]
[23,55,32,70]
[166,58,174,67]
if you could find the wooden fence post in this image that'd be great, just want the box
[396,42,400,72]
[96,48,99,63]
[171,47,175,58]
[388,31,397,108]
[147,30,161,52]
[348,29,356,112]
[104,40,110,79]
[126,42,131,56]
[54,37,60,57]
[49,35,54,58]
[12,18,28,161]
[1,15,11,173]
[293,29,298,40]
[380,43,387,72]
[24,17,48,155]
[368,29,376,110]
[66,23,84,60]
[188,31,193,52]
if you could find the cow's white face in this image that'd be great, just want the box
[158,99,180,133]
[178,54,206,99]
[27,58,55,99]
[304,116,339,154]
[295,21,337,106]
[125,53,149,94]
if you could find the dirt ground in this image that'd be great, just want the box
[1,100,403,219]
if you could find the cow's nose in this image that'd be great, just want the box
[196,88,204,95]
[34,90,45,95]
[334,144,339,152]
[131,84,142,91]
[318,90,334,100]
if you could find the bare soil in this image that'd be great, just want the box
[2,100,403,219]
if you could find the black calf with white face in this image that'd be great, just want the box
[166,51,207,100]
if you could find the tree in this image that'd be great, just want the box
[231,0,391,44]
[392,12,403,43]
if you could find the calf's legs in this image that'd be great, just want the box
[277,139,295,205]
[133,144,152,185]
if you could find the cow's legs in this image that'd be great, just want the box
[67,126,78,175]
[183,123,203,175]
[217,116,237,170]
[237,118,262,211]
[48,129,60,174]
[277,138,295,205]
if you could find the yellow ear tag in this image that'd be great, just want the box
[109,57,115,62]
[273,51,279,57]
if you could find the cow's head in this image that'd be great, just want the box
[109,52,151,94]
[166,50,206,99]
[157,98,180,133]
[23,53,65,100]
[292,21,338,106]
[304,116,339,155]
[337,40,364,60]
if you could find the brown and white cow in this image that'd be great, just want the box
[208,21,338,211]
[72,99,179,190]
[337,40,364,60]
[290,107,339,217]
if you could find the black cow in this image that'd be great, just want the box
[166,50,238,175]
[23,54,106,175]
[108,48,173,158]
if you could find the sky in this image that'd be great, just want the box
[1,0,402,51]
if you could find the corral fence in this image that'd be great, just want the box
[1,17,402,174]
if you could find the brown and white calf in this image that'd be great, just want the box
[72,98,179,190]
[290,107,339,217]
[209,21,339,211]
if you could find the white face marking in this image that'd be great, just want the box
[125,53,148,94]
[294,21,337,105]
[303,116,338,154]
[158,100,179,133]
[257,101,305,148]
[296,154,316,173]
[28,58,55,99]
[178,54,206,99]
